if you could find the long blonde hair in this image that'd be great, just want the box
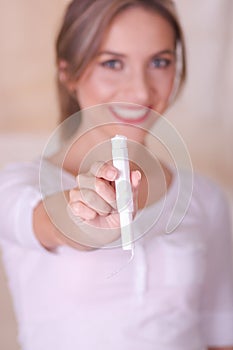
[55,0,186,136]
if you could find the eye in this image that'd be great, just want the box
[100,59,123,70]
[150,58,172,69]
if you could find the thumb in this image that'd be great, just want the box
[131,170,142,215]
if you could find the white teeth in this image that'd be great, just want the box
[111,106,148,120]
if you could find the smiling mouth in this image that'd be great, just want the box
[109,105,152,123]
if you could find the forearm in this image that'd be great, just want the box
[33,191,93,251]
[208,347,233,350]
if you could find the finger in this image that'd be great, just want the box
[68,201,97,221]
[89,161,118,181]
[131,170,141,189]
[76,174,117,209]
[70,188,113,216]
[131,170,142,214]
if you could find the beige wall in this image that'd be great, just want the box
[0,1,233,349]
[167,0,233,194]
[0,0,67,132]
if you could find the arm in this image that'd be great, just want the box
[33,161,141,251]
[208,348,233,350]
[33,192,92,251]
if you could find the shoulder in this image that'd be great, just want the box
[171,166,228,209]
[169,167,231,231]
[181,169,232,236]
[192,171,224,198]
[191,170,229,215]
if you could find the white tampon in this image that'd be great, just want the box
[111,135,134,251]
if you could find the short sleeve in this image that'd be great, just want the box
[200,187,233,346]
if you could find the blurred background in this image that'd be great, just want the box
[0,0,232,349]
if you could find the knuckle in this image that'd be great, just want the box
[78,188,87,202]
[76,173,86,187]
[95,179,106,194]
[91,161,106,177]
[101,204,111,215]
[85,190,96,205]
[69,188,79,201]
[70,202,82,216]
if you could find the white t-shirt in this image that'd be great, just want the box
[0,160,233,350]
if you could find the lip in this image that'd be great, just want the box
[109,105,152,124]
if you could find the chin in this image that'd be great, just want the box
[111,123,148,144]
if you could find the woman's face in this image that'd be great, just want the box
[73,6,176,128]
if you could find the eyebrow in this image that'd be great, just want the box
[97,51,126,58]
[153,49,176,56]
[97,49,175,57]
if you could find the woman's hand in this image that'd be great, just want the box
[67,161,141,245]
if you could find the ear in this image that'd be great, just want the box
[57,59,76,92]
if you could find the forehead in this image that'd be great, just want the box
[100,6,175,52]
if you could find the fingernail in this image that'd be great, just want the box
[135,170,141,181]
[106,169,117,180]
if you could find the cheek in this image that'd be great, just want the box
[166,66,176,92]
[150,70,176,114]
[76,70,121,107]
[152,69,175,98]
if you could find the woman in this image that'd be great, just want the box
[0,1,233,349]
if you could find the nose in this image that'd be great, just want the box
[123,69,153,106]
